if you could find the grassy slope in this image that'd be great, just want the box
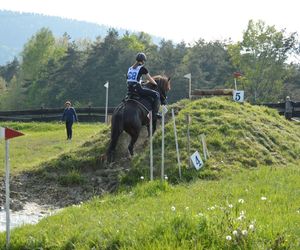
[1,166,299,249]
[0,122,105,175]
[127,97,300,183]
[0,98,299,249]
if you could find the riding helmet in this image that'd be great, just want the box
[136,52,147,62]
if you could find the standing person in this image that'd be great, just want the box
[62,101,78,140]
[127,52,161,118]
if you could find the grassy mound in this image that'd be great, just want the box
[125,97,300,184]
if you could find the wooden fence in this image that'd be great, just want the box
[0,107,115,122]
[262,99,300,119]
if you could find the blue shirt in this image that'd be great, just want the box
[62,107,78,122]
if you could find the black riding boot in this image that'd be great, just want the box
[152,98,161,119]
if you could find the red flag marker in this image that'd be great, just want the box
[0,127,24,140]
[0,126,24,248]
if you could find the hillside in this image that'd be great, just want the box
[2,97,300,208]
[0,10,161,65]
[0,97,299,249]
[126,97,300,183]
[0,98,300,250]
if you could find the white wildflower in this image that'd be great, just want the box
[198,213,204,217]
[140,176,144,180]
[171,206,176,212]
[232,230,238,236]
[242,230,248,236]
[226,235,232,241]
[164,175,168,180]
[261,196,267,200]
[185,206,189,211]
[238,198,245,204]
[237,215,245,221]
[249,224,255,231]
[228,204,233,208]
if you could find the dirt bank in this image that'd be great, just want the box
[0,127,149,211]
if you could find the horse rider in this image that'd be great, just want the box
[126,52,161,119]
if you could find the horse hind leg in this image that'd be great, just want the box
[127,129,140,157]
[107,121,123,163]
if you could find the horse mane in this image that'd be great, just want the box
[144,75,171,92]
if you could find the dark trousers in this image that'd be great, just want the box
[66,121,73,139]
[127,83,160,114]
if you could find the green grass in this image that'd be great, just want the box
[125,97,300,185]
[1,165,299,249]
[0,122,105,175]
[0,98,300,249]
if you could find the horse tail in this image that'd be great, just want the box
[107,103,124,162]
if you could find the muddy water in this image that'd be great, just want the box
[0,202,58,231]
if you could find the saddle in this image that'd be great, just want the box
[124,91,153,112]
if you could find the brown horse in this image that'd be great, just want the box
[107,75,171,162]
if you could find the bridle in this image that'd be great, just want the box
[154,77,167,103]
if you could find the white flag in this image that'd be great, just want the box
[184,73,191,79]
[104,81,109,88]
[0,127,4,139]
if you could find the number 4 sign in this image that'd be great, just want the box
[190,151,204,170]
[233,90,244,102]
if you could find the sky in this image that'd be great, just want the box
[1,0,300,44]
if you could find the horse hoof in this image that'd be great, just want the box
[127,148,133,158]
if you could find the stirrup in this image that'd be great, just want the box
[155,113,162,119]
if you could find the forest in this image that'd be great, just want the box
[0,19,300,110]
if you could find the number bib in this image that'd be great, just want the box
[127,65,143,83]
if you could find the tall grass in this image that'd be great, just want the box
[1,165,299,249]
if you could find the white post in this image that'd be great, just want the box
[161,111,165,181]
[234,78,237,90]
[104,81,109,124]
[149,111,153,181]
[201,134,207,160]
[186,114,191,168]
[184,73,192,99]
[5,140,10,248]
[189,77,191,99]
[172,109,181,179]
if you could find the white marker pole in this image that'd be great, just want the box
[184,73,192,99]
[0,127,24,249]
[172,109,181,179]
[149,111,153,181]
[161,111,165,181]
[200,134,207,160]
[234,78,237,90]
[104,81,109,124]
[5,140,10,248]
[186,114,191,168]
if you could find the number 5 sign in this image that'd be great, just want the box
[233,90,244,102]
[190,151,204,170]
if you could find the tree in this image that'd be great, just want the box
[228,20,298,103]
